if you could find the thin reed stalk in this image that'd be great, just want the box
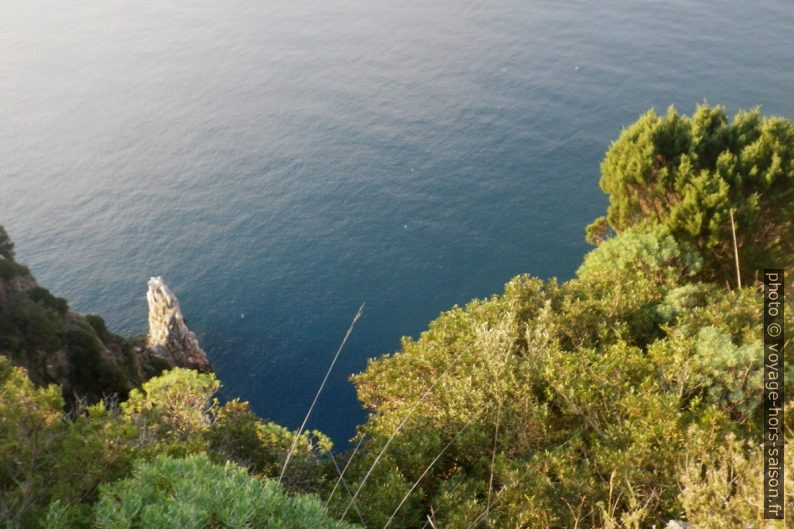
[382,411,484,529]
[486,400,501,518]
[729,207,742,289]
[328,450,368,527]
[326,435,366,507]
[279,303,365,483]
[339,350,467,520]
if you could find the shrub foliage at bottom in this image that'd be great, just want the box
[44,454,356,529]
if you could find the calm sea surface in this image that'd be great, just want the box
[2,0,793,444]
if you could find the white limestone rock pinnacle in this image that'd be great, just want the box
[146,276,211,372]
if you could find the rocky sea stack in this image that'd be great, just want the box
[146,276,211,373]
[0,239,211,403]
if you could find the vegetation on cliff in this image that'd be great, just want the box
[339,230,792,528]
[586,104,794,286]
[0,251,208,405]
[0,243,139,401]
[0,104,791,528]
[0,364,334,527]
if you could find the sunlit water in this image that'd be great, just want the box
[2,0,793,444]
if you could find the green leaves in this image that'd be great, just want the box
[342,224,788,528]
[0,358,133,528]
[122,368,219,452]
[593,104,794,286]
[207,399,333,493]
[90,454,355,529]
[0,358,65,525]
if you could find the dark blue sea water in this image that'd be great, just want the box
[2,0,793,444]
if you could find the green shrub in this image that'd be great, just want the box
[64,326,127,398]
[87,454,357,529]
[208,399,333,492]
[83,314,107,336]
[122,368,219,454]
[0,259,29,280]
[587,104,794,285]
[0,295,63,358]
[559,225,700,349]
[0,357,64,526]
[0,358,137,528]
[0,225,15,261]
[27,288,68,314]
[342,230,786,528]
[577,225,701,283]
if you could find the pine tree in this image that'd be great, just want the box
[586,104,794,286]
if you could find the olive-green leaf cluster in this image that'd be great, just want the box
[0,363,340,528]
[339,229,792,528]
[587,104,794,286]
[59,454,354,529]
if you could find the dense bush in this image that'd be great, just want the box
[73,454,356,529]
[64,325,129,398]
[0,294,63,360]
[0,357,138,528]
[121,368,220,454]
[0,364,340,529]
[28,288,68,314]
[83,314,108,336]
[208,399,333,493]
[0,259,29,280]
[0,357,64,526]
[337,228,793,529]
[586,104,794,286]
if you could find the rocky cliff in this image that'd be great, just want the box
[146,276,211,372]
[0,230,212,402]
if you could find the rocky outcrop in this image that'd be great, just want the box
[146,277,211,373]
[0,253,140,399]
[1,241,212,402]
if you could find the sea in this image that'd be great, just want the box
[2,0,793,445]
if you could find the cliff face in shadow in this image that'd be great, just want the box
[0,231,210,403]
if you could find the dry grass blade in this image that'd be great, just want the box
[339,350,467,520]
[326,434,366,507]
[328,450,368,527]
[729,207,742,289]
[382,411,484,529]
[486,400,501,518]
[279,303,365,484]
